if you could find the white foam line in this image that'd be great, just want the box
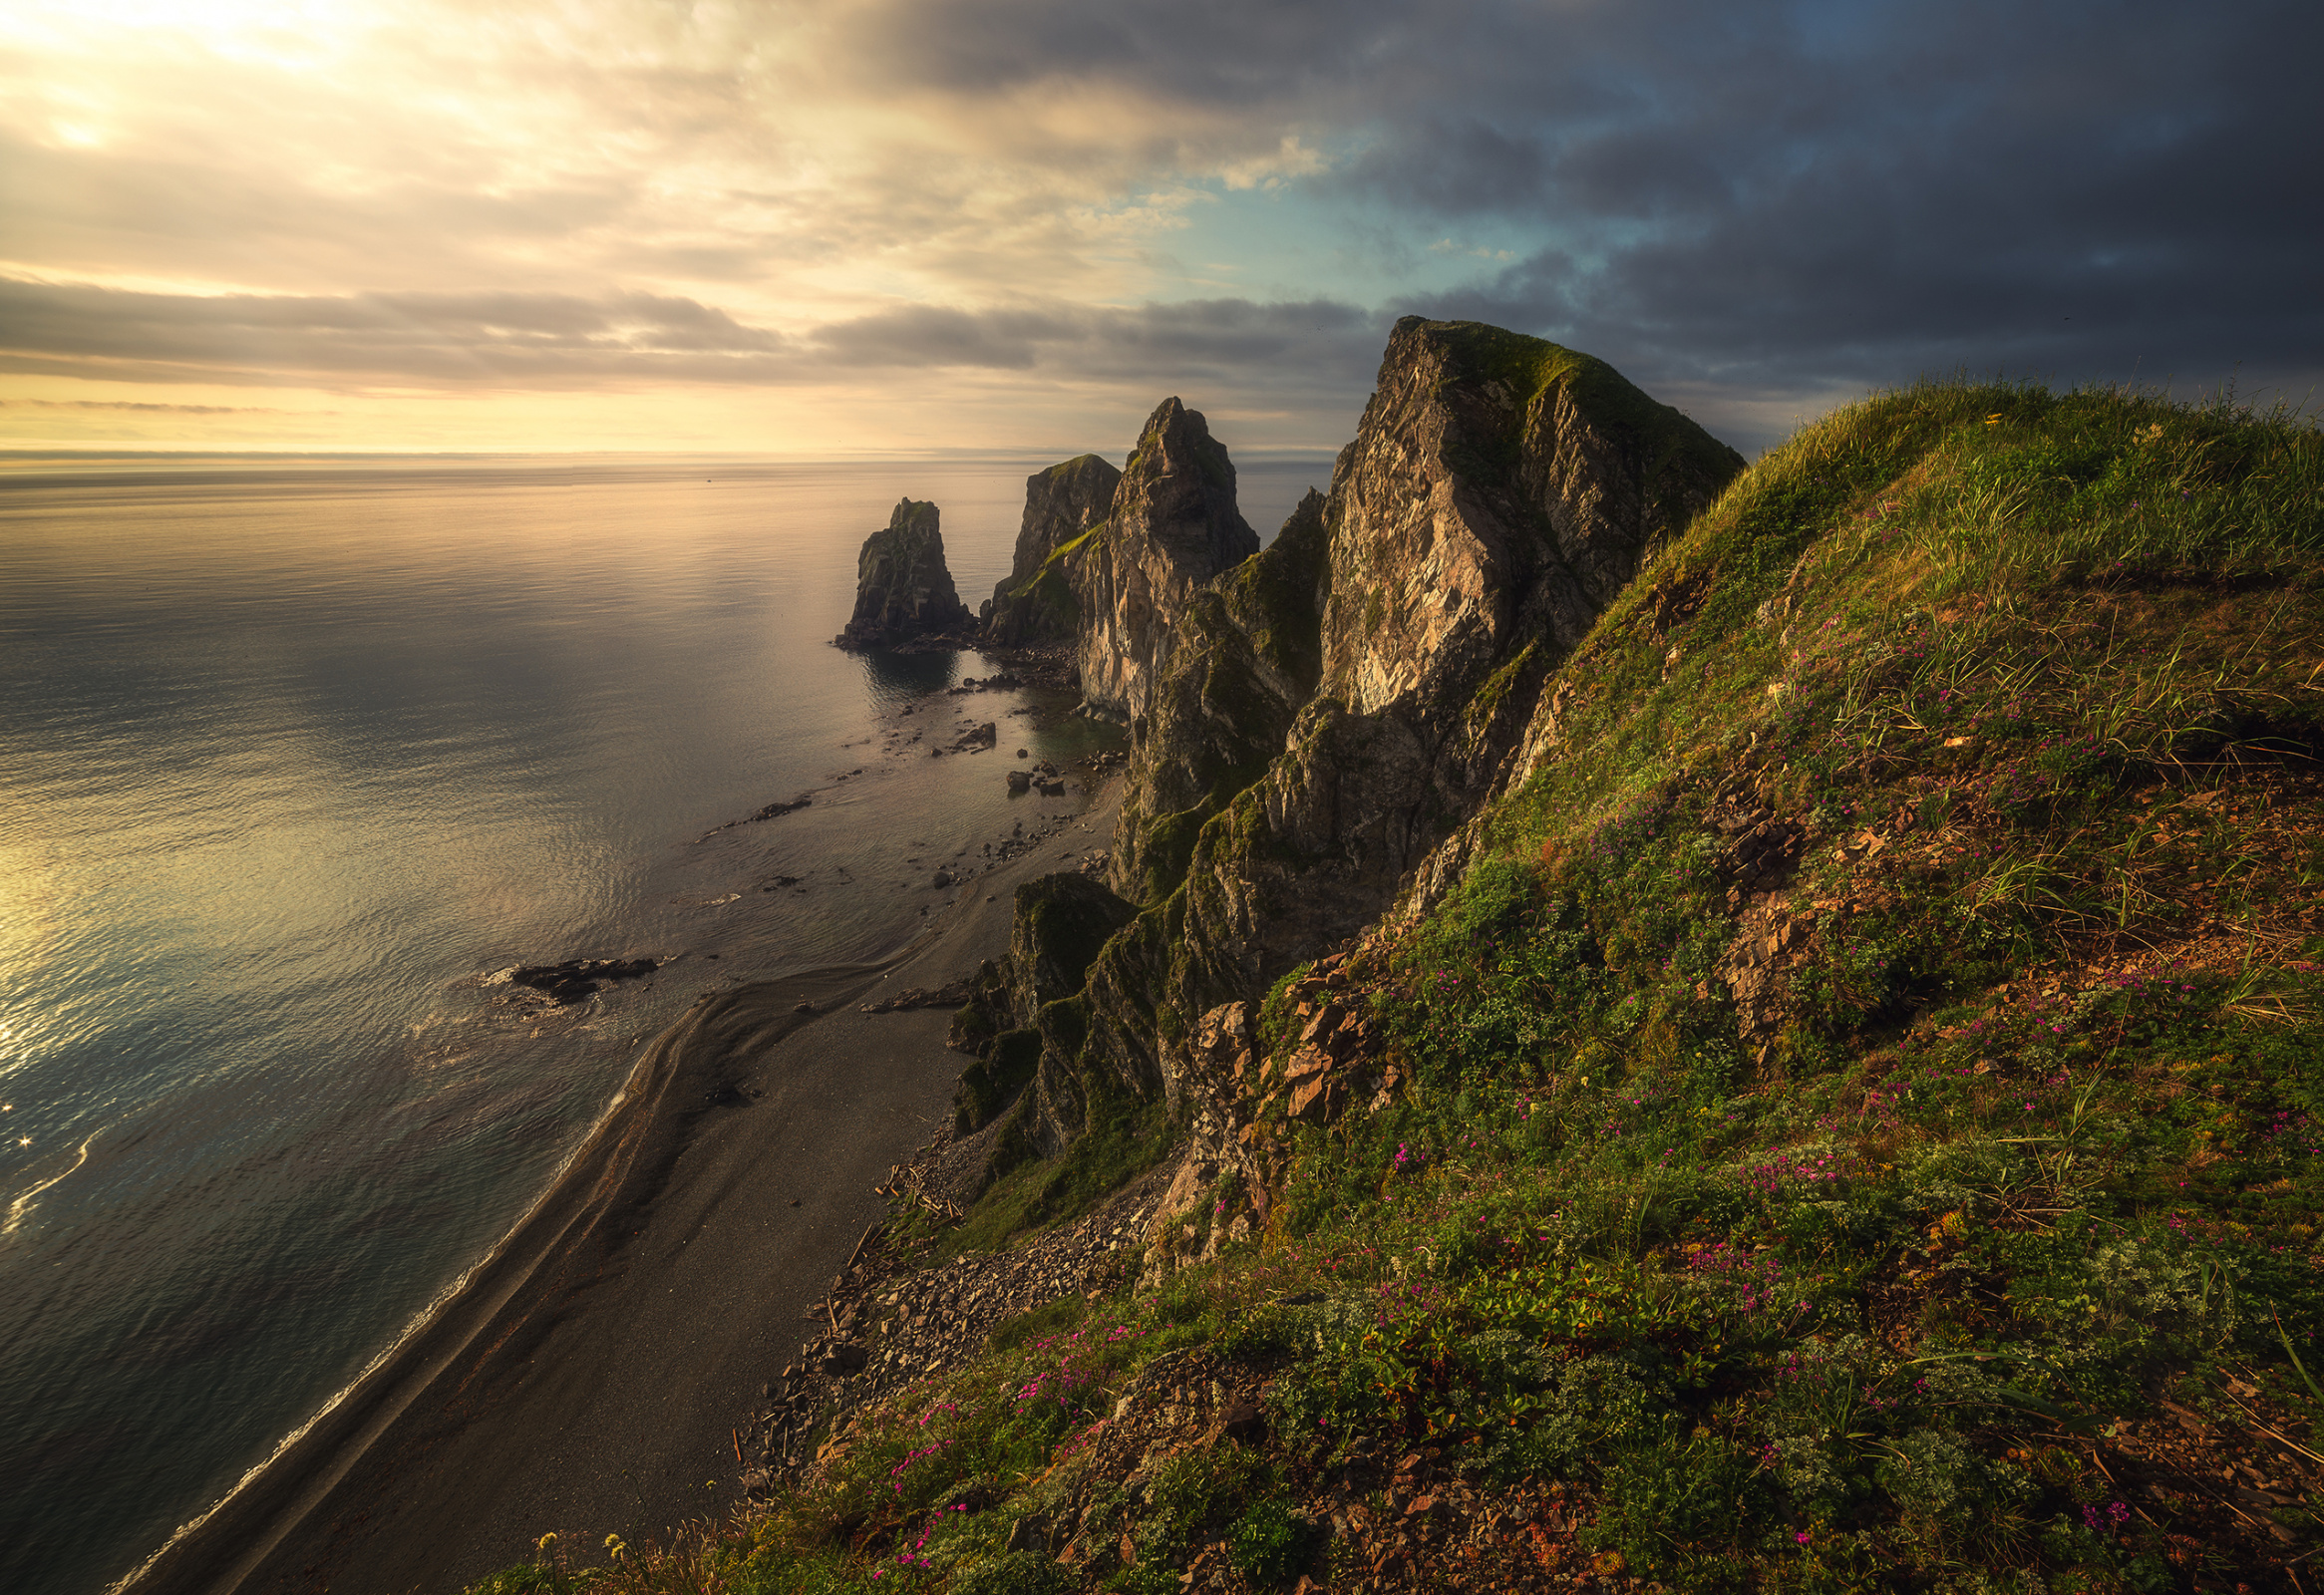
[105,1073,637,1595]
[4,1124,101,1237]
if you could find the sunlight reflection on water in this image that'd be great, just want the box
[0,452,1327,1593]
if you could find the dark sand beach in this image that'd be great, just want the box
[125,781,1123,1595]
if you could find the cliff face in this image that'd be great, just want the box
[1177,320,1747,969]
[1124,320,1742,974]
[719,368,2324,1595]
[955,320,1744,1172]
[981,455,1122,648]
[1073,399,1259,719]
[1108,489,1330,905]
[1320,321,1737,721]
[835,498,973,649]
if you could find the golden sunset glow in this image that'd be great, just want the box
[0,1,2311,458]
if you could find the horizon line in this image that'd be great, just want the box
[0,445,1347,467]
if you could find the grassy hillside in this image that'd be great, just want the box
[470,379,2324,1594]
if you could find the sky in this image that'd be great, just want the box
[1,0,2317,461]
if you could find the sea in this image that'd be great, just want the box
[0,453,1329,1595]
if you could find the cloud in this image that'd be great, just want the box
[0,278,799,385]
[0,275,1385,400]
[0,399,296,414]
[0,0,2315,458]
[837,1,2323,392]
[816,295,1378,389]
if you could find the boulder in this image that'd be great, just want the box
[1216,1395,1267,1446]
[1289,1075,1344,1124]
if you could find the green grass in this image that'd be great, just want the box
[940,1093,1168,1259]
[463,377,2324,1594]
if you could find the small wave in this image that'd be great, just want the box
[4,1123,102,1237]
[107,1060,647,1594]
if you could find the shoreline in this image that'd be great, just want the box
[121,768,1124,1595]
[113,955,884,1595]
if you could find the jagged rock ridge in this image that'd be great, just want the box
[982,454,1122,648]
[1108,488,1330,906]
[1073,399,1259,720]
[834,497,973,649]
[956,318,1746,1174]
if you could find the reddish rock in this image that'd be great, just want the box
[1280,1046,1333,1086]
[1289,1076,1343,1123]
[1299,1003,1346,1045]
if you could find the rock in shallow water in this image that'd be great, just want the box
[833,498,973,649]
[507,955,659,1004]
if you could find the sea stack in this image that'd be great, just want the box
[1072,399,1257,720]
[981,454,1122,647]
[834,497,973,649]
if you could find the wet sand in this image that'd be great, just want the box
[124,781,1123,1595]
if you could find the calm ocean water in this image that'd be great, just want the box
[0,453,1327,1595]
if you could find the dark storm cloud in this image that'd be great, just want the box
[1365,0,2324,406]
[1418,2,2316,405]
[844,0,2324,419]
[816,297,1378,394]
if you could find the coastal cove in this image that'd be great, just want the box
[4,2,2313,1584]
[0,455,1329,1595]
[417,322,2324,1595]
[23,311,2324,1595]
[125,779,1131,1595]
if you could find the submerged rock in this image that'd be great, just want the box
[834,498,973,649]
[859,980,973,1014]
[507,956,659,1004]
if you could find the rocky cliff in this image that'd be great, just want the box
[1072,400,1259,719]
[955,318,1745,1176]
[981,454,1122,648]
[702,361,2324,1595]
[1107,488,1330,906]
[1162,319,1746,970]
[833,497,973,649]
